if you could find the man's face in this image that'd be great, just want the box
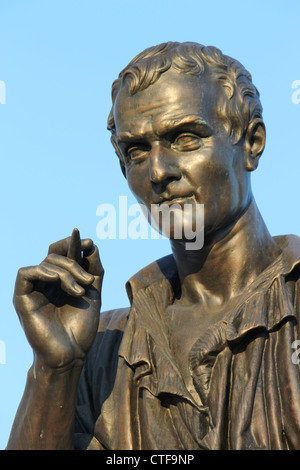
[113,68,251,241]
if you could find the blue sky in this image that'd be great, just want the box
[0,0,299,448]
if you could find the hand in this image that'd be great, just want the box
[13,229,104,370]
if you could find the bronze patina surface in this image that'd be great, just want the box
[7,42,300,450]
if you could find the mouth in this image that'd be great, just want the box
[155,195,195,206]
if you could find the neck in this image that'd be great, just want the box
[170,198,282,309]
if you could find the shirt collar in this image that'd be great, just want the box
[125,234,300,342]
[119,235,300,406]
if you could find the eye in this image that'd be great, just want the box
[172,133,202,152]
[127,145,149,162]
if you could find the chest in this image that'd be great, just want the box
[164,304,226,398]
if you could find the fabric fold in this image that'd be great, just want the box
[75,235,300,449]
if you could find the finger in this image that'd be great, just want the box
[43,254,95,285]
[14,265,60,296]
[41,262,86,296]
[67,228,82,264]
[82,243,104,277]
[48,235,93,256]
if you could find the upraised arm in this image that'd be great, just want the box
[6,229,104,450]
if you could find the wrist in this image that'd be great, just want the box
[32,354,85,380]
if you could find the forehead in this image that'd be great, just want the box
[113,69,221,138]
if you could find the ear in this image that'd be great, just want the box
[244,119,266,171]
[110,136,127,179]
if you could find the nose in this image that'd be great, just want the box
[150,144,181,186]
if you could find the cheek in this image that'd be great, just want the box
[189,156,235,201]
[126,165,152,204]
[186,150,240,226]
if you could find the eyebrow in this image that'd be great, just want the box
[155,115,213,137]
[116,114,213,144]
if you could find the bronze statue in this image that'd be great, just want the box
[6,42,300,450]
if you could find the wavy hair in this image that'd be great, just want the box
[107,41,263,147]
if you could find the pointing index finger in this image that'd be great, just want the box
[67,228,82,264]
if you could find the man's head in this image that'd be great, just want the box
[108,41,264,157]
[108,42,266,240]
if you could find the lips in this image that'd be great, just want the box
[153,194,194,205]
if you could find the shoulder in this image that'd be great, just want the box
[98,306,130,333]
[81,307,130,374]
[125,253,179,302]
[80,307,131,398]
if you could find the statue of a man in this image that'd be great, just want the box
[7,42,300,450]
